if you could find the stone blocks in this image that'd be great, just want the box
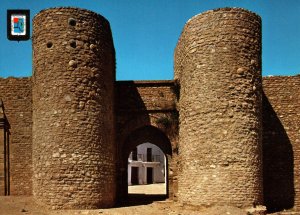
[175,8,263,208]
[32,7,116,209]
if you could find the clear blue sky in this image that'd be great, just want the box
[0,0,299,80]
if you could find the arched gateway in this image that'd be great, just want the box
[117,126,173,201]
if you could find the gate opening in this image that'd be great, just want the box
[128,143,167,196]
[119,125,173,205]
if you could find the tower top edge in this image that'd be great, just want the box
[33,7,108,22]
[186,7,261,24]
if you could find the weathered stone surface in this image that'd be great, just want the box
[263,75,300,211]
[0,78,32,196]
[32,7,116,209]
[175,8,263,208]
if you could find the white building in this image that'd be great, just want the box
[128,143,166,185]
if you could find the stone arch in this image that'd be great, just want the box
[118,125,173,201]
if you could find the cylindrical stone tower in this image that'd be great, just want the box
[175,8,263,208]
[32,8,116,209]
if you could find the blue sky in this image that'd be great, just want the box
[0,0,299,80]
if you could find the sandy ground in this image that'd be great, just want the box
[0,184,298,215]
[128,183,166,195]
[0,197,251,215]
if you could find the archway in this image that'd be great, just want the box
[118,125,172,204]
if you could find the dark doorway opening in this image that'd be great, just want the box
[132,147,137,161]
[147,148,152,162]
[131,167,139,185]
[146,167,153,184]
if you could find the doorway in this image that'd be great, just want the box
[119,125,173,204]
[131,167,139,185]
[146,167,153,184]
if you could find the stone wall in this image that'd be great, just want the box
[0,77,32,195]
[175,8,263,208]
[116,81,177,145]
[32,8,116,209]
[0,104,5,195]
[0,130,4,195]
[262,75,300,212]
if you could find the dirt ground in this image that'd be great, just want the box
[0,197,253,215]
[0,196,297,215]
[0,184,297,215]
[128,183,166,195]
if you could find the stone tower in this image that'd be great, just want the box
[175,8,263,208]
[32,8,116,209]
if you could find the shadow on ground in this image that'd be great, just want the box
[116,194,167,207]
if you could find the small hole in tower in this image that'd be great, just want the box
[70,41,77,48]
[46,42,53,48]
[68,18,76,26]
